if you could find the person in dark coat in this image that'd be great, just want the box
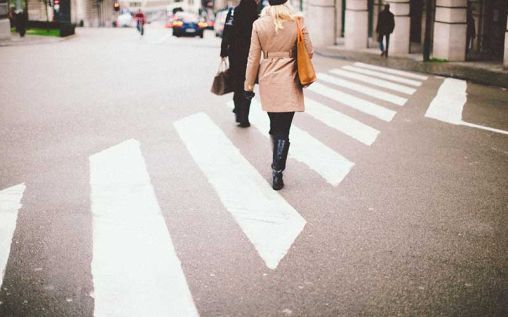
[220,0,259,127]
[376,4,395,58]
[466,7,475,53]
[15,9,28,38]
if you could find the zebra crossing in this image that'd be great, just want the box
[0,62,429,316]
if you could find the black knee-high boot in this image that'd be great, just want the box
[271,135,290,190]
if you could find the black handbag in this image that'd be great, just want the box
[211,59,234,96]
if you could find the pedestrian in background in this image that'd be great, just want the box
[376,4,394,58]
[134,9,146,36]
[15,8,27,38]
[220,0,260,128]
[244,0,313,190]
[466,7,476,53]
[8,6,15,28]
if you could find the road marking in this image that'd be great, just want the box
[425,78,466,125]
[174,113,306,269]
[329,68,416,95]
[318,73,407,106]
[342,65,422,87]
[229,100,355,186]
[304,98,380,146]
[89,139,199,317]
[353,62,429,81]
[0,183,25,287]
[425,78,508,135]
[308,82,396,122]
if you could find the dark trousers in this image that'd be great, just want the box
[233,90,248,112]
[378,34,390,54]
[268,112,295,139]
[233,90,251,124]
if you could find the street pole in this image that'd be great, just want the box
[423,0,433,61]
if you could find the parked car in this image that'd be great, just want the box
[214,9,228,38]
[171,12,207,38]
[117,11,133,27]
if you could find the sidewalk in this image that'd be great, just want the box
[316,43,508,88]
[0,33,70,47]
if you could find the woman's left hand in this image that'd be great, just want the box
[244,90,255,100]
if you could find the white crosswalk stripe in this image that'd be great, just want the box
[89,139,199,317]
[0,183,25,288]
[304,98,380,146]
[229,100,355,186]
[353,62,429,81]
[342,65,423,87]
[308,82,396,121]
[318,73,408,106]
[174,113,306,270]
[329,68,416,95]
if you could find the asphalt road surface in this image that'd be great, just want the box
[0,25,507,317]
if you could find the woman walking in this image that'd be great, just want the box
[220,0,260,127]
[244,0,313,190]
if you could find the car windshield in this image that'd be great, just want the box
[175,13,198,23]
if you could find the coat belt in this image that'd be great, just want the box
[263,51,294,59]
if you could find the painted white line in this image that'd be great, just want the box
[329,68,416,95]
[461,122,508,135]
[343,65,422,87]
[304,98,380,146]
[229,100,355,185]
[174,113,306,269]
[425,78,466,125]
[308,82,396,122]
[425,78,508,135]
[0,183,25,287]
[89,139,199,317]
[354,62,428,80]
[318,73,407,106]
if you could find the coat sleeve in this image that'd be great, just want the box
[388,13,395,34]
[301,18,314,59]
[220,9,234,58]
[244,23,262,91]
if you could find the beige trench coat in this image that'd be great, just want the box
[244,14,313,112]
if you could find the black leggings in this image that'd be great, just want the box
[268,112,295,140]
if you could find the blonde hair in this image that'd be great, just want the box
[261,3,302,32]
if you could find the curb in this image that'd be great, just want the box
[0,34,75,47]
[316,47,508,88]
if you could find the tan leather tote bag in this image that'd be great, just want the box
[296,17,316,87]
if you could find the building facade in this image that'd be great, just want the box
[19,0,508,67]
[306,0,507,65]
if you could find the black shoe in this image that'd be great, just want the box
[272,170,284,190]
[238,121,251,128]
[271,136,290,190]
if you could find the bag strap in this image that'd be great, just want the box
[295,17,303,41]
[218,58,229,73]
